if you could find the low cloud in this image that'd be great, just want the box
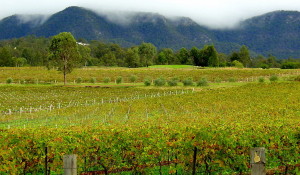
[1,0,300,28]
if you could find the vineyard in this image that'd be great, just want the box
[0,68,300,174]
[0,67,300,84]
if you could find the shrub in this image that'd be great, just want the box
[6,78,13,84]
[103,77,111,83]
[76,77,82,84]
[90,77,97,83]
[281,62,300,69]
[197,78,209,86]
[129,75,138,83]
[294,76,300,81]
[258,77,265,83]
[228,77,236,82]
[182,78,194,86]
[20,79,25,84]
[167,78,178,86]
[116,76,123,84]
[144,79,151,86]
[260,64,270,69]
[269,75,279,82]
[214,78,222,83]
[232,60,244,68]
[154,77,166,86]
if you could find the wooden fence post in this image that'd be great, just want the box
[63,154,77,175]
[250,147,266,175]
[192,147,197,175]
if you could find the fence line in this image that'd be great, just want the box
[1,89,194,115]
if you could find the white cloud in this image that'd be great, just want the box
[1,0,300,28]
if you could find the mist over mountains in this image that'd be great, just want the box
[1,6,300,58]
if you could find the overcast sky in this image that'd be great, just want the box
[1,0,300,28]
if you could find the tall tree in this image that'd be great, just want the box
[190,47,200,66]
[239,45,251,67]
[205,45,219,67]
[48,32,80,85]
[138,43,157,67]
[126,47,140,68]
[178,48,190,64]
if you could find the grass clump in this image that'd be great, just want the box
[197,78,209,86]
[154,77,166,86]
[116,76,123,84]
[6,78,13,84]
[129,75,138,83]
[90,77,97,84]
[182,78,194,86]
[167,78,178,86]
[76,77,82,84]
[228,77,236,82]
[269,75,279,82]
[103,77,111,83]
[258,77,265,83]
[144,79,152,86]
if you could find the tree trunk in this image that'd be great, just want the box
[64,64,66,85]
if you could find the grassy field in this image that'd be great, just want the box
[0,67,300,174]
[0,67,300,84]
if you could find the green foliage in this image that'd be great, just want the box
[154,77,166,86]
[232,60,244,68]
[20,79,25,84]
[48,32,81,85]
[6,77,13,84]
[103,77,111,83]
[167,78,178,86]
[269,75,279,82]
[1,81,300,174]
[228,77,236,82]
[129,75,138,83]
[76,77,83,84]
[90,77,97,83]
[294,76,300,82]
[260,64,270,69]
[258,77,265,83]
[116,76,123,84]
[281,62,300,69]
[178,48,190,64]
[197,78,209,86]
[138,43,157,67]
[182,78,194,86]
[144,79,152,86]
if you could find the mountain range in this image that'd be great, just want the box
[0,6,300,58]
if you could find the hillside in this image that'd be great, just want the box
[1,6,300,58]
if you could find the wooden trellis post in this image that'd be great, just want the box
[63,154,77,175]
[250,147,266,175]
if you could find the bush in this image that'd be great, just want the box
[232,60,244,68]
[228,77,236,82]
[20,79,25,84]
[129,75,138,83]
[90,77,97,83]
[154,77,166,86]
[294,76,300,81]
[103,77,111,83]
[281,62,300,69]
[260,64,270,69]
[182,78,194,86]
[197,78,209,86]
[144,79,151,86]
[167,78,178,86]
[116,76,123,84]
[6,78,13,84]
[76,77,82,84]
[258,77,265,83]
[269,75,279,82]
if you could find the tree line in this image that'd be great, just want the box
[0,35,300,69]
